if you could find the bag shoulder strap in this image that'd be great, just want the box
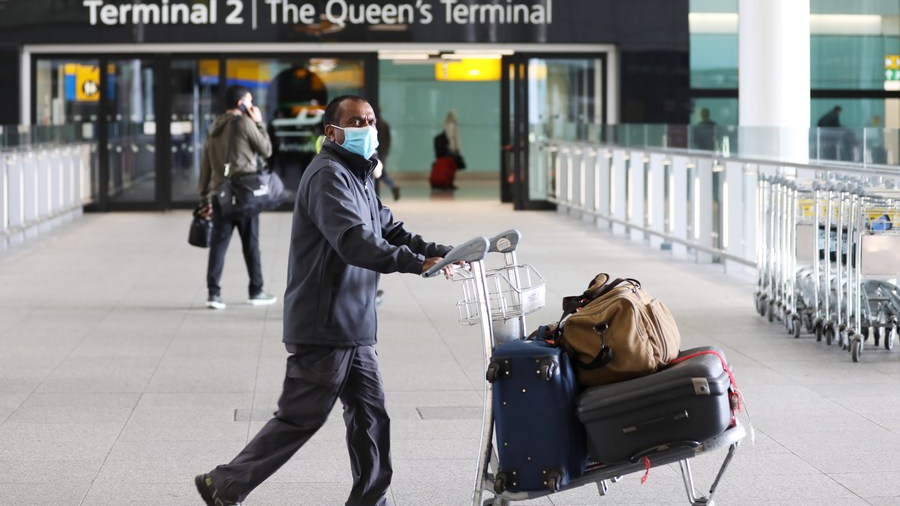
[224,115,240,178]
[560,275,641,317]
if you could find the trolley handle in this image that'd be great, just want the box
[488,229,522,253]
[422,236,490,278]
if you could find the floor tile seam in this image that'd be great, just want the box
[76,292,199,506]
[246,307,274,445]
[4,301,120,431]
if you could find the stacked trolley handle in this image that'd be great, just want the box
[424,230,747,506]
[755,174,900,362]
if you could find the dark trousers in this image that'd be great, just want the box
[210,345,392,506]
[206,207,263,297]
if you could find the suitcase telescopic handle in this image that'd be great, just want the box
[421,236,490,278]
[487,229,521,253]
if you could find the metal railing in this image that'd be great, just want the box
[545,124,900,277]
[1,124,96,250]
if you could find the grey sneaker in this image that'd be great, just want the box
[248,291,277,306]
[195,473,241,506]
[206,295,226,310]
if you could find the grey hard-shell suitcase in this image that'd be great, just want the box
[576,346,735,464]
[489,338,588,493]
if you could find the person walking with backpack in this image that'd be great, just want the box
[198,84,277,310]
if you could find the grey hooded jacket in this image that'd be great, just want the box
[283,139,452,348]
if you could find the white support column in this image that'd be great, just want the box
[672,156,690,257]
[611,150,628,235]
[648,153,667,248]
[739,0,810,163]
[629,150,646,242]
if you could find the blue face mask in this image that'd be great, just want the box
[331,125,379,159]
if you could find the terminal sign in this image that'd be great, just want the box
[81,0,553,28]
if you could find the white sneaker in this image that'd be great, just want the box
[248,291,277,306]
[206,295,226,310]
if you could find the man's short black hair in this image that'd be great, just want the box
[225,85,251,110]
[323,95,367,126]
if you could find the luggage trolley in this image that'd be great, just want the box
[424,230,747,506]
[782,178,819,339]
[846,187,900,361]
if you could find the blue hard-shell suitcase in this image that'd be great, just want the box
[488,339,588,493]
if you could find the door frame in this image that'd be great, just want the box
[30,51,380,212]
[501,52,610,210]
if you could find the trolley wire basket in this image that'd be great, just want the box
[454,263,546,325]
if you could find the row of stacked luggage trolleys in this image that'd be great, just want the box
[755,174,900,362]
[424,229,747,506]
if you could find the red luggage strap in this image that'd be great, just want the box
[640,349,755,485]
[668,350,741,412]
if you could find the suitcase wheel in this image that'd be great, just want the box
[543,470,562,492]
[486,362,501,383]
[536,358,558,380]
[494,471,508,494]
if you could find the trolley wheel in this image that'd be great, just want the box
[792,317,802,339]
[815,322,823,342]
[756,294,767,316]
[862,326,871,340]
[851,336,863,362]
[873,327,881,347]
[766,301,775,323]
[887,327,896,350]
[805,314,816,334]
[825,326,835,346]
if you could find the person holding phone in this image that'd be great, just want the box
[197,84,276,309]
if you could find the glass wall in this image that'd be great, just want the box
[526,57,604,201]
[224,57,365,192]
[106,59,156,203]
[690,0,900,135]
[170,59,219,204]
[378,59,501,175]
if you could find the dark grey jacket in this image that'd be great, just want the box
[283,139,452,348]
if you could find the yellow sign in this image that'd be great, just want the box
[886,55,900,69]
[435,59,502,82]
[77,65,100,102]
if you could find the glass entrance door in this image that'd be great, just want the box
[503,54,606,209]
[106,58,157,203]
[170,59,220,204]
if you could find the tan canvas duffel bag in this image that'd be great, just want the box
[556,274,681,386]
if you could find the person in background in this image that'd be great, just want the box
[376,108,401,201]
[194,95,456,506]
[692,107,717,151]
[816,105,843,160]
[430,109,464,190]
[197,84,277,310]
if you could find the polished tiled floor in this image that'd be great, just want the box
[1,179,899,506]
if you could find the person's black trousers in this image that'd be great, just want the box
[209,345,392,506]
[206,207,263,297]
